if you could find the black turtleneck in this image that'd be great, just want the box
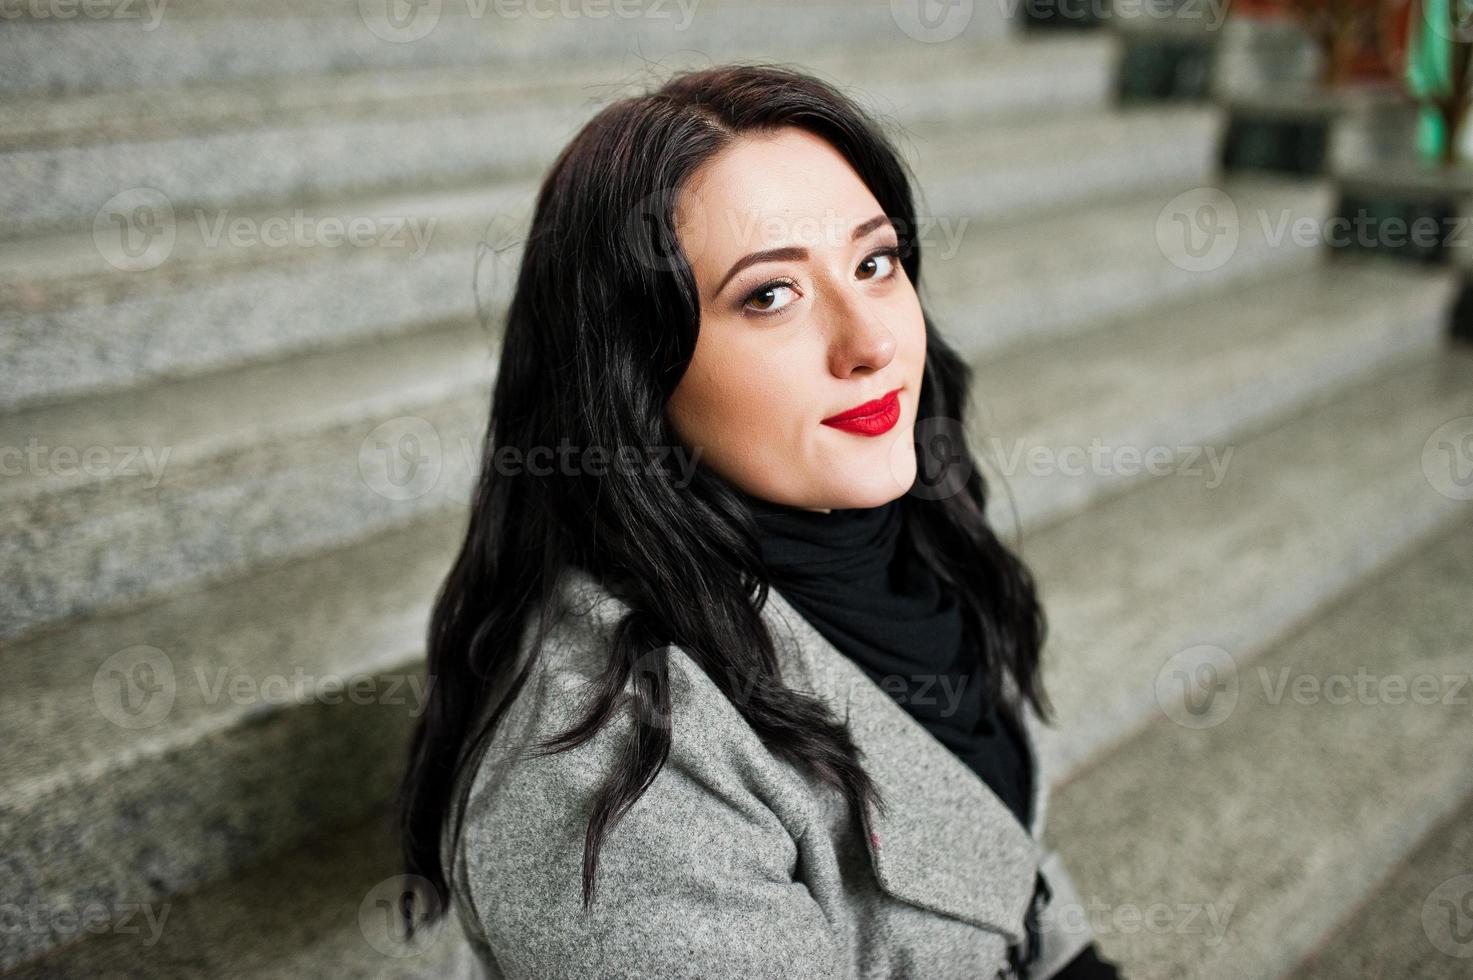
[745,493,1033,838]
[744,491,1125,980]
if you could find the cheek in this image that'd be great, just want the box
[865,286,926,384]
[895,285,926,346]
[670,327,815,473]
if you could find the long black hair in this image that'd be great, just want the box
[395,60,1052,938]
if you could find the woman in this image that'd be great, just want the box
[396,62,1123,978]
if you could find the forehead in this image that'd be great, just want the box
[676,127,884,259]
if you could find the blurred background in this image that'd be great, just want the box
[3,0,1473,976]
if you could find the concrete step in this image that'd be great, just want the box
[1043,512,1473,979]
[1,0,1021,97]
[0,33,1116,304]
[1028,346,1473,785]
[0,86,581,240]
[908,104,1221,225]
[0,34,1118,149]
[0,175,1334,641]
[974,258,1460,534]
[0,181,535,414]
[1,166,1309,417]
[0,322,492,644]
[1,807,472,977]
[1287,789,1473,978]
[0,34,1121,239]
[926,174,1334,359]
[0,512,467,970]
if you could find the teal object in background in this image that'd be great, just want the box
[1405,0,1456,161]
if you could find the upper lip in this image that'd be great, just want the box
[822,387,902,424]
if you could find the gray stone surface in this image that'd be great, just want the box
[1030,348,1473,783]
[976,258,1460,533]
[0,323,494,643]
[1288,790,1473,978]
[0,182,531,413]
[0,0,1019,98]
[0,511,468,970]
[0,35,1117,150]
[3,30,1113,238]
[1046,514,1473,979]
[0,97,579,238]
[2,807,473,978]
[927,176,1335,359]
[908,104,1222,224]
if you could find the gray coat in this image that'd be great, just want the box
[444,565,1098,979]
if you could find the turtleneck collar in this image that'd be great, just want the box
[741,488,1040,963]
[746,493,903,588]
[744,492,980,727]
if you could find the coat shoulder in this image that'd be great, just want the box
[447,572,841,978]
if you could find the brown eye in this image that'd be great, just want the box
[742,279,798,317]
[859,246,902,281]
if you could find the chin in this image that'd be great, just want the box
[827,469,913,510]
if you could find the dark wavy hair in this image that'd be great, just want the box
[395,60,1053,939]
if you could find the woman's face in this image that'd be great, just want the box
[666,126,926,513]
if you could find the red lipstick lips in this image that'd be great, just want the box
[821,387,902,436]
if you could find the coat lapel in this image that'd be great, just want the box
[758,582,1043,946]
[555,566,1046,945]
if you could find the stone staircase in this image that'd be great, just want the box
[3,2,1471,976]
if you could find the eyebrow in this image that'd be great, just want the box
[712,213,895,297]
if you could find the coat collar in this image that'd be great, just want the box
[757,580,1044,946]
[555,566,1044,945]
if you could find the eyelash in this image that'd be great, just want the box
[740,244,904,319]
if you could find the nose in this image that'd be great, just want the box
[823,280,898,379]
